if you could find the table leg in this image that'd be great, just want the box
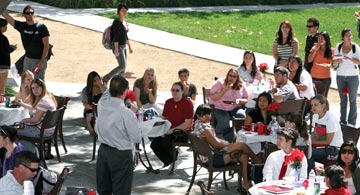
[136,138,160,174]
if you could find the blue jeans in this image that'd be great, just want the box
[214,107,245,143]
[103,44,127,83]
[308,147,327,172]
[336,75,359,126]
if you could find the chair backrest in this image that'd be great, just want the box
[48,167,70,195]
[197,181,216,195]
[232,117,245,133]
[202,87,211,104]
[277,99,307,118]
[341,124,360,144]
[40,108,64,131]
[264,142,279,160]
[54,95,70,109]
[188,133,213,161]
[313,80,330,97]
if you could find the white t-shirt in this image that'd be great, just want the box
[312,111,343,147]
[263,149,308,181]
[334,43,360,76]
[299,70,315,99]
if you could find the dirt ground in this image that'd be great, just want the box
[5,13,344,103]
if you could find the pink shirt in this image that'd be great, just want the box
[209,78,248,111]
[35,95,56,132]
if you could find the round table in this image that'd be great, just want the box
[249,180,327,195]
[0,103,30,125]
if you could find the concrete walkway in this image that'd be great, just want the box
[4,1,360,195]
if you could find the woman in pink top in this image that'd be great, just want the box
[209,68,248,143]
[18,79,57,138]
[308,32,335,92]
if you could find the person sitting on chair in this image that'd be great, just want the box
[244,92,273,125]
[14,70,34,104]
[178,68,197,105]
[150,82,194,169]
[194,104,263,190]
[271,66,300,103]
[0,125,25,178]
[263,128,308,181]
[0,151,39,195]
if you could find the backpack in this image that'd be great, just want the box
[33,166,58,195]
[338,42,356,53]
[102,24,113,49]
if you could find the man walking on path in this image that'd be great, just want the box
[95,75,141,195]
[2,5,50,80]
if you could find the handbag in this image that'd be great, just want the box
[15,54,25,74]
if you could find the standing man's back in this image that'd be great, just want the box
[304,18,320,73]
[2,5,50,80]
[95,75,141,195]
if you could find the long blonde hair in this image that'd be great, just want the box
[142,67,157,96]
[30,79,57,108]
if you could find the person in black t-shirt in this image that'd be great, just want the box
[2,5,50,80]
[244,92,272,125]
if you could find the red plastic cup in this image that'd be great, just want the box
[257,123,264,135]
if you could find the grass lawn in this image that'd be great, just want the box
[101,6,360,58]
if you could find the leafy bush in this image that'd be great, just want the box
[29,0,359,8]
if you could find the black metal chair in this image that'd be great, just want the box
[48,167,70,195]
[54,95,70,153]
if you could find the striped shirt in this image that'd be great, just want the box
[35,95,56,133]
[274,38,298,65]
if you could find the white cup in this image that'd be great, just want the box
[23,180,34,195]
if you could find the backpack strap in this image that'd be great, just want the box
[338,42,356,53]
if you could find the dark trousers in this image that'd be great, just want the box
[96,144,133,195]
[150,134,188,166]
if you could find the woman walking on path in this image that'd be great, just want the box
[333,28,360,127]
[103,3,133,84]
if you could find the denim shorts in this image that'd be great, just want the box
[213,148,227,168]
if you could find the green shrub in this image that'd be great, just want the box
[30,0,359,8]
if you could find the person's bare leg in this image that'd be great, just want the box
[0,71,8,95]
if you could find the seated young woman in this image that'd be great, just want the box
[81,71,107,135]
[284,112,312,158]
[18,79,57,138]
[321,165,351,195]
[237,50,262,83]
[337,141,360,195]
[14,70,34,104]
[194,104,263,190]
[244,92,272,125]
[308,94,343,171]
[0,125,24,178]
[209,68,248,143]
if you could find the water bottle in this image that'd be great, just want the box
[77,190,84,195]
[5,96,10,107]
[137,109,144,122]
[309,169,316,191]
[264,169,273,182]
[270,117,279,136]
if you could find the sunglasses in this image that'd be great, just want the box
[22,164,38,172]
[171,89,180,92]
[0,127,6,136]
[341,149,354,155]
[306,25,314,28]
[24,12,34,15]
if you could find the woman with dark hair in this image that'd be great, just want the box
[81,71,106,135]
[272,20,299,68]
[244,92,272,125]
[333,28,360,127]
[238,50,262,83]
[194,104,263,190]
[0,125,24,177]
[308,31,334,92]
[178,68,197,104]
[288,56,314,100]
[284,112,311,157]
[321,165,351,195]
[18,79,57,138]
[209,68,248,142]
[337,141,360,194]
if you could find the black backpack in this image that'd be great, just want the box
[337,42,356,53]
